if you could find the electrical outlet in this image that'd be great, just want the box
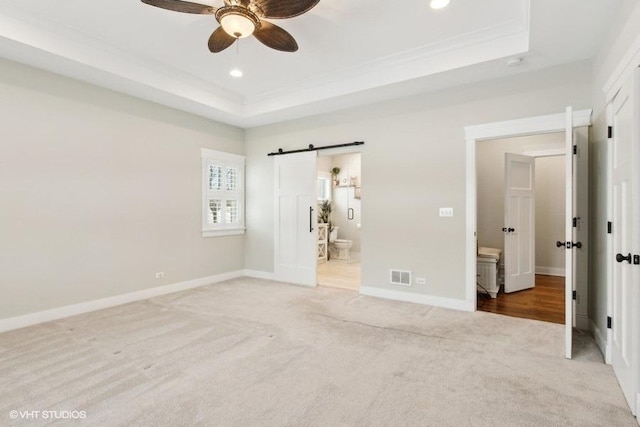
[416,277,426,285]
[155,272,165,279]
[439,207,454,217]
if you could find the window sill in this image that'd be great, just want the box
[202,228,245,238]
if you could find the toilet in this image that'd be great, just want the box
[332,239,353,260]
[330,227,353,260]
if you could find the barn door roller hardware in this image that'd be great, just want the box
[267,141,364,156]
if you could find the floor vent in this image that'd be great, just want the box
[390,270,412,286]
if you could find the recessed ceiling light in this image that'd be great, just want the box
[430,0,450,9]
[230,68,243,78]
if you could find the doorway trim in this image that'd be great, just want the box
[464,109,592,309]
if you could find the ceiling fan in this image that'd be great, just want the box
[141,0,320,53]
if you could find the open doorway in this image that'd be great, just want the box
[475,133,566,324]
[465,108,591,359]
[316,152,362,291]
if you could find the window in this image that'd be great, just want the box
[201,148,245,237]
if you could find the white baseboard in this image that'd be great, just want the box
[360,286,474,312]
[0,270,244,334]
[590,319,609,363]
[576,314,589,331]
[535,266,565,277]
[243,270,276,281]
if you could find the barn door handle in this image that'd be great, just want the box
[502,227,515,233]
[348,208,354,220]
[571,242,583,249]
[309,207,314,233]
[556,241,566,248]
[616,253,632,264]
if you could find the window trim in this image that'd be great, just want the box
[201,148,246,237]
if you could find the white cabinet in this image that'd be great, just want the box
[477,247,502,298]
[317,223,328,262]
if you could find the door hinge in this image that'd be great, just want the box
[607,316,612,329]
[607,221,612,234]
[608,126,613,139]
[634,255,640,265]
[573,145,577,155]
[572,217,578,228]
[572,290,577,300]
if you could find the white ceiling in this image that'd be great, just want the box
[0,0,618,128]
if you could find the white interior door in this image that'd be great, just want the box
[504,153,535,293]
[574,126,590,332]
[610,70,639,415]
[564,106,574,359]
[274,151,318,287]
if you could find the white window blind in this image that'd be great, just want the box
[201,149,245,237]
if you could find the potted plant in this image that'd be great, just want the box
[331,167,340,186]
[319,200,332,224]
[319,200,334,260]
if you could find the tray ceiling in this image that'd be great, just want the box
[0,0,617,127]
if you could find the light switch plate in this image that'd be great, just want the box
[439,207,454,217]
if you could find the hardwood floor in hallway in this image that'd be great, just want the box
[478,274,565,324]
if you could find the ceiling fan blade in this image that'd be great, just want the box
[253,21,298,52]
[141,0,216,14]
[251,0,320,19]
[208,27,236,53]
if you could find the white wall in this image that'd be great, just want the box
[589,0,640,340]
[476,133,566,275]
[0,58,245,320]
[245,61,592,302]
[535,156,566,275]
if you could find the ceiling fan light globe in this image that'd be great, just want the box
[221,13,256,39]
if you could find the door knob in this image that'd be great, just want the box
[616,253,632,264]
[558,241,583,249]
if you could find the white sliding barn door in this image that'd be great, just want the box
[504,153,535,293]
[274,151,318,287]
[564,107,575,359]
[610,71,639,415]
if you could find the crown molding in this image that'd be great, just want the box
[244,22,529,118]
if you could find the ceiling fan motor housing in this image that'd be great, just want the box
[216,6,262,39]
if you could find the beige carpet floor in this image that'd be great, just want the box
[0,277,635,426]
